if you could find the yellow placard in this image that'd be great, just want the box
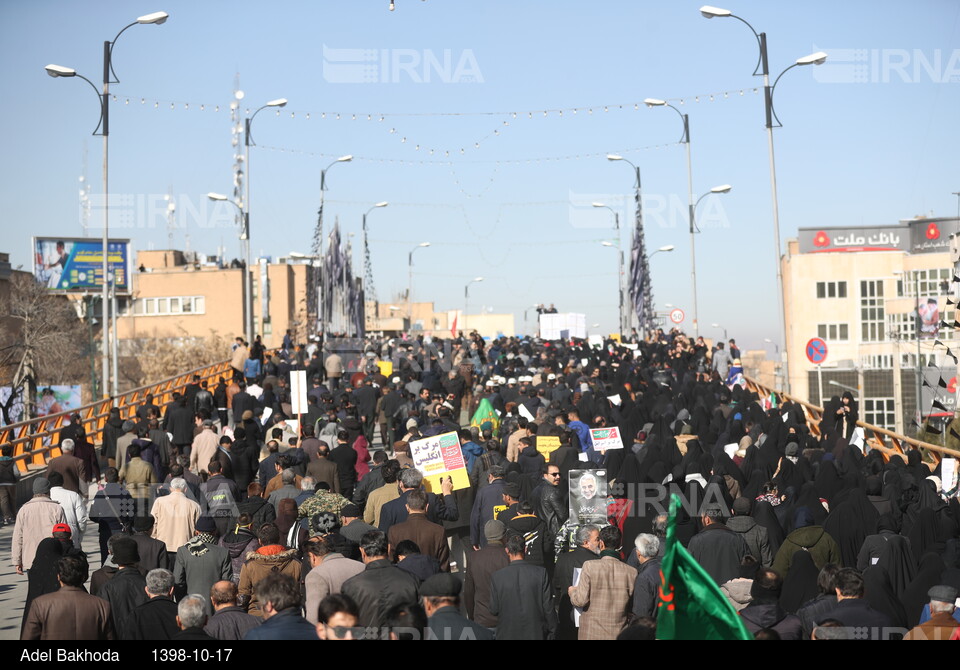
[377,360,393,377]
[421,467,471,493]
[537,435,561,458]
[609,333,621,342]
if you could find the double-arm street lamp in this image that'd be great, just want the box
[701,5,827,393]
[45,11,168,399]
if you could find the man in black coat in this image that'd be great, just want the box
[553,524,601,640]
[470,465,508,549]
[489,534,556,640]
[130,516,169,572]
[163,396,195,457]
[123,568,179,640]
[353,378,379,444]
[423,573,494,640]
[329,430,359,499]
[340,531,419,628]
[687,505,748,585]
[823,567,894,638]
[631,533,661,619]
[529,463,567,540]
[97,537,148,636]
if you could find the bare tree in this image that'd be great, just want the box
[121,328,230,388]
[0,273,87,423]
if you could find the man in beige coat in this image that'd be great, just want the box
[151,478,201,561]
[190,420,220,475]
[568,525,637,640]
[13,478,68,574]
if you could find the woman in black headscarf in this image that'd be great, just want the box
[906,507,944,564]
[823,488,879,568]
[779,550,820,614]
[902,553,947,628]
[876,535,917,600]
[21,534,87,635]
[814,460,844,507]
[752,500,785,557]
[862,565,908,630]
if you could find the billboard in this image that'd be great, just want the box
[0,385,83,426]
[798,218,960,255]
[33,237,130,293]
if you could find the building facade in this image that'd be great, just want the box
[783,216,960,435]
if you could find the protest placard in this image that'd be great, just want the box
[410,431,470,492]
[589,426,624,452]
[536,435,561,458]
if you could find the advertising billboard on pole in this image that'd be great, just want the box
[33,237,130,293]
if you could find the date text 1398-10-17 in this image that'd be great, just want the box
[153,649,233,662]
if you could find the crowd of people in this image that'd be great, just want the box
[9,326,960,640]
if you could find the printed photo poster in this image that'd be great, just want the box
[569,469,608,525]
[410,431,470,492]
[589,426,624,452]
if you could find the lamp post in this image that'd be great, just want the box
[606,154,652,337]
[701,5,827,394]
[595,201,625,335]
[712,323,728,341]
[465,277,484,331]
[644,97,703,337]
[207,193,249,338]
[407,242,430,329]
[45,11,168,399]
[361,202,389,322]
[242,97,287,343]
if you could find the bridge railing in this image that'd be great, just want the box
[744,376,960,464]
[0,360,233,474]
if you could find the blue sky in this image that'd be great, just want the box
[2,1,959,348]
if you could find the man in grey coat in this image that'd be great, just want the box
[173,517,232,614]
[726,497,773,567]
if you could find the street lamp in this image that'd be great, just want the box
[361,202,389,311]
[606,153,654,336]
[408,241,430,327]
[650,245,675,257]
[712,323,728,341]
[465,277,484,331]
[594,203,627,336]
[45,11,169,400]
[242,97,287,344]
[207,193,249,339]
[702,5,827,394]
[644,96,704,337]
[314,154,353,338]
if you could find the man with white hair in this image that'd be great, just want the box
[173,594,217,640]
[45,439,86,496]
[904,585,960,640]
[631,533,661,619]
[150,477,201,565]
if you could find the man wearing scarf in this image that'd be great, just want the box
[173,516,231,614]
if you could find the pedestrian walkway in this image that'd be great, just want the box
[0,482,104,641]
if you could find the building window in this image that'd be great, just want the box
[861,280,885,342]
[816,281,848,299]
[817,323,849,341]
[131,296,205,316]
[863,397,896,431]
[860,354,893,370]
[897,268,952,298]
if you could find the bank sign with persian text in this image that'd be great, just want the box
[798,217,960,255]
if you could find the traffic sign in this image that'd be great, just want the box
[806,337,828,365]
[669,308,685,324]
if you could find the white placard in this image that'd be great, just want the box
[289,370,308,416]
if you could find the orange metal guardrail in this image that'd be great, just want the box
[0,359,233,475]
[744,375,960,465]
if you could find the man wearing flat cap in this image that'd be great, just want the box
[904,585,960,640]
[422,573,493,640]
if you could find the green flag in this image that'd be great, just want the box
[655,494,754,640]
[470,397,500,438]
